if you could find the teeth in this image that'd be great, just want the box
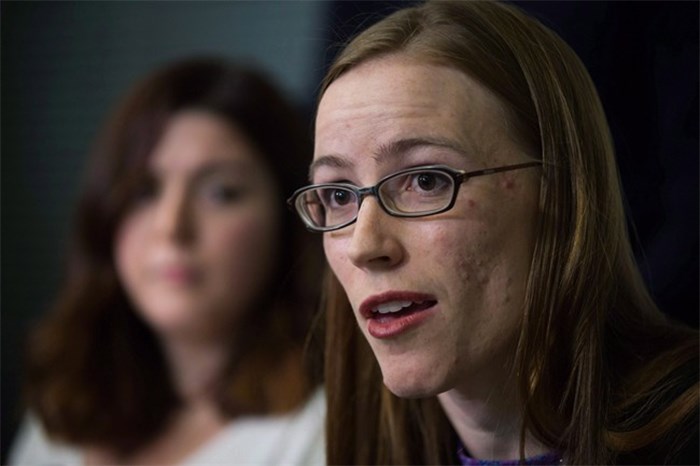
[374,300,413,314]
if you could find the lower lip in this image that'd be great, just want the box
[159,268,199,285]
[366,303,437,339]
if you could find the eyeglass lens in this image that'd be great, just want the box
[379,170,455,213]
[299,169,456,229]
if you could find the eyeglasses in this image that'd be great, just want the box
[288,162,541,232]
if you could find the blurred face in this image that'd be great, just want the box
[115,110,279,343]
[315,55,540,398]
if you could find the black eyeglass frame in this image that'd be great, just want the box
[287,161,541,232]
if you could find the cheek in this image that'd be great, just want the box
[419,215,494,290]
[449,187,538,321]
[501,176,516,191]
[323,235,357,293]
[323,235,344,272]
[209,213,278,279]
[458,232,498,290]
[114,214,147,284]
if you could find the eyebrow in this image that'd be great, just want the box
[153,159,255,180]
[197,160,254,177]
[308,136,468,181]
[375,136,468,160]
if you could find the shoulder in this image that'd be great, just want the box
[8,414,83,465]
[183,387,326,465]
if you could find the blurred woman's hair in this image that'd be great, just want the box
[24,58,321,455]
[318,2,698,464]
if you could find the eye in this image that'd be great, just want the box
[202,182,248,205]
[415,173,437,191]
[317,187,355,209]
[408,171,450,194]
[331,189,352,206]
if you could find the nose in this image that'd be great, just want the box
[347,197,404,270]
[153,189,194,244]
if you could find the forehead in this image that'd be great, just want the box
[315,54,513,166]
[151,110,260,174]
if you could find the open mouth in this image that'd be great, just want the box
[370,299,437,322]
[360,292,438,339]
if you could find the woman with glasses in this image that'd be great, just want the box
[11,58,324,465]
[289,1,698,464]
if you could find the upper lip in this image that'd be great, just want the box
[359,290,437,319]
[154,261,198,278]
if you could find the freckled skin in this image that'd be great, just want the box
[317,54,541,404]
[503,177,516,190]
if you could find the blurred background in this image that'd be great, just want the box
[2,1,697,461]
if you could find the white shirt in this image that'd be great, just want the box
[9,388,325,466]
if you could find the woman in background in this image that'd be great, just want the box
[11,58,323,465]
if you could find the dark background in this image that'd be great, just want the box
[2,1,697,461]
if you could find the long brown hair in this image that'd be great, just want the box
[24,57,321,455]
[319,2,698,464]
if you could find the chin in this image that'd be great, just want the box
[145,314,196,337]
[136,302,199,334]
[377,355,451,399]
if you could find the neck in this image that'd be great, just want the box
[437,364,548,460]
[161,335,231,404]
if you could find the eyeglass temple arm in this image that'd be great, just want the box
[458,161,542,182]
